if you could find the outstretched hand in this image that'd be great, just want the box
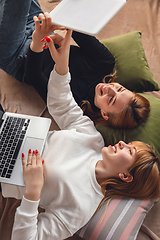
[43,30,72,75]
[30,12,66,52]
[22,150,44,201]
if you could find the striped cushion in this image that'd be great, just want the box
[77,197,154,240]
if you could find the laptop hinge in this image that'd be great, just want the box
[0,110,4,128]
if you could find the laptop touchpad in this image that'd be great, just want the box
[21,137,44,158]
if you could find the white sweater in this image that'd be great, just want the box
[2,68,104,240]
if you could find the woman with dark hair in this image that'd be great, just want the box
[6,30,160,240]
[0,1,150,129]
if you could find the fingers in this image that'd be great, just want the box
[21,150,44,169]
[22,152,26,170]
[45,36,58,58]
[41,12,51,31]
[30,150,42,166]
[27,149,32,165]
[33,12,52,32]
[38,13,45,21]
[31,150,37,166]
[63,29,72,47]
[43,12,52,29]
[33,12,67,52]
[34,11,66,32]
[43,29,72,50]
[35,150,43,166]
[33,16,40,31]
[41,33,63,49]
[49,33,64,45]
[37,12,56,31]
[43,12,66,31]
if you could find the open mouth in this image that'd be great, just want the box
[109,145,116,153]
[114,145,117,153]
[112,145,117,153]
[100,85,105,96]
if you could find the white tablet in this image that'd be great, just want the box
[50,0,126,36]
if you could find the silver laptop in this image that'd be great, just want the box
[50,0,126,36]
[0,111,51,186]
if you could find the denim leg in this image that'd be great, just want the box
[28,0,43,23]
[0,0,43,77]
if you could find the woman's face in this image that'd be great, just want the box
[94,83,133,118]
[101,141,136,179]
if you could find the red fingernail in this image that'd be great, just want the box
[29,149,32,154]
[35,149,38,154]
[22,153,25,157]
[42,45,46,49]
[45,36,50,43]
[40,38,45,42]
[42,160,44,164]
[33,150,35,154]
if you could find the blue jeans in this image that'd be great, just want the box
[0,0,43,78]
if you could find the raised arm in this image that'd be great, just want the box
[46,30,98,133]
[24,12,65,103]
[24,47,50,103]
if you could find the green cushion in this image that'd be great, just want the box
[101,31,160,92]
[96,93,160,155]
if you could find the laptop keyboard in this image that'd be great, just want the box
[0,116,30,179]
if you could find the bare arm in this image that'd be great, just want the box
[45,29,72,75]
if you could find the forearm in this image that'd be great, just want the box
[30,39,44,53]
[12,151,45,239]
[24,47,49,103]
[12,196,72,240]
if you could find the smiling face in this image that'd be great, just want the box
[94,83,133,120]
[96,141,136,184]
[102,141,136,173]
